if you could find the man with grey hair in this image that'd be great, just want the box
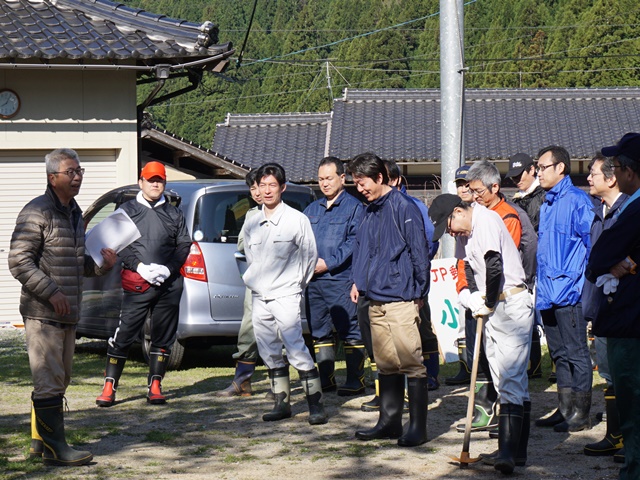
[9,148,117,466]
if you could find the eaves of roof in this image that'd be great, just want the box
[0,0,232,65]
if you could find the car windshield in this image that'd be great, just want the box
[192,190,314,243]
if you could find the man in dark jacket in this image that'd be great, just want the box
[582,153,628,458]
[505,153,546,233]
[586,132,640,480]
[96,161,191,407]
[348,153,430,448]
[9,148,116,466]
[304,157,365,396]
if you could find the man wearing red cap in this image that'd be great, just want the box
[96,161,191,407]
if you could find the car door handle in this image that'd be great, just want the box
[234,251,247,261]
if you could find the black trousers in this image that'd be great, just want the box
[108,276,184,357]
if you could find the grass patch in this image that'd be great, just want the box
[346,443,377,457]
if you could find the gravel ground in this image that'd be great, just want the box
[0,328,620,480]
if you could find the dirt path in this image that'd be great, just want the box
[0,330,620,480]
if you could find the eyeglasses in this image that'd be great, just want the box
[536,163,557,173]
[589,171,604,177]
[468,186,488,197]
[447,213,454,233]
[52,168,85,178]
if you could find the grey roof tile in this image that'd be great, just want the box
[212,88,640,182]
[213,113,331,183]
[0,0,231,62]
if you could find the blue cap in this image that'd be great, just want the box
[455,165,470,181]
[602,133,640,162]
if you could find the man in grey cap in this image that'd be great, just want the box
[587,132,640,479]
[506,153,545,233]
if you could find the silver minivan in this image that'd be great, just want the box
[78,179,315,368]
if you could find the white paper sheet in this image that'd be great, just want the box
[85,208,141,267]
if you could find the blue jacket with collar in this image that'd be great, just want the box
[351,188,430,302]
[582,193,628,321]
[303,190,364,281]
[536,176,594,310]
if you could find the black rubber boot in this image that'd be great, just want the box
[263,367,292,422]
[215,360,256,397]
[423,351,440,391]
[147,348,169,405]
[397,377,428,447]
[536,387,572,427]
[300,368,328,425]
[516,401,531,466]
[456,379,498,432]
[494,403,524,475]
[96,354,127,407]
[30,403,43,458]
[33,395,92,466]
[527,327,542,378]
[614,447,626,463]
[313,340,337,392]
[338,343,366,397]
[483,400,530,467]
[554,391,591,432]
[355,373,404,440]
[584,387,623,456]
[361,362,380,412]
[444,338,471,385]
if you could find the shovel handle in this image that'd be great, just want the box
[459,315,485,463]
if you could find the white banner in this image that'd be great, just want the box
[428,257,462,363]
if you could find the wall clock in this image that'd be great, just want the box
[0,89,20,119]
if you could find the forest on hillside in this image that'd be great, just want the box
[127,0,640,146]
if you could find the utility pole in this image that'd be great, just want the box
[326,61,334,107]
[439,0,465,258]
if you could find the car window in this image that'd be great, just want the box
[192,190,314,244]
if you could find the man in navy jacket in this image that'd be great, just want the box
[587,133,640,479]
[304,157,365,396]
[348,152,429,448]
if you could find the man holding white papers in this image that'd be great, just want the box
[96,162,191,407]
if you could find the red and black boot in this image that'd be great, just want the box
[96,354,126,407]
[147,348,169,405]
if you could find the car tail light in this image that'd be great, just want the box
[181,242,207,282]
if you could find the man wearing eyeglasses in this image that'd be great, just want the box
[535,146,595,433]
[9,148,117,466]
[96,161,191,408]
[586,133,640,478]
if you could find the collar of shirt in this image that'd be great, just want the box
[321,189,345,209]
[136,191,166,209]
[259,201,286,226]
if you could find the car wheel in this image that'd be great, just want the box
[141,313,185,370]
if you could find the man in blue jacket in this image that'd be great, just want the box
[304,157,365,396]
[348,152,430,448]
[587,132,640,479]
[534,146,594,433]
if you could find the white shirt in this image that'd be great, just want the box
[455,204,525,294]
[243,202,317,300]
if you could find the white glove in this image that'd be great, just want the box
[596,274,619,295]
[458,288,471,310]
[468,291,493,318]
[150,264,171,282]
[137,263,159,284]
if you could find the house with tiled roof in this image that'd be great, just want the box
[0,0,233,325]
[212,87,640,184]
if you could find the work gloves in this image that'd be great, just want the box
[137,263,171,286]
[468,291,494,318]
[596,274,619,295]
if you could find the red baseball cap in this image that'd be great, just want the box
[140,161,166,181]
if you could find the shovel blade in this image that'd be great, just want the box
[448,451,481,467]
